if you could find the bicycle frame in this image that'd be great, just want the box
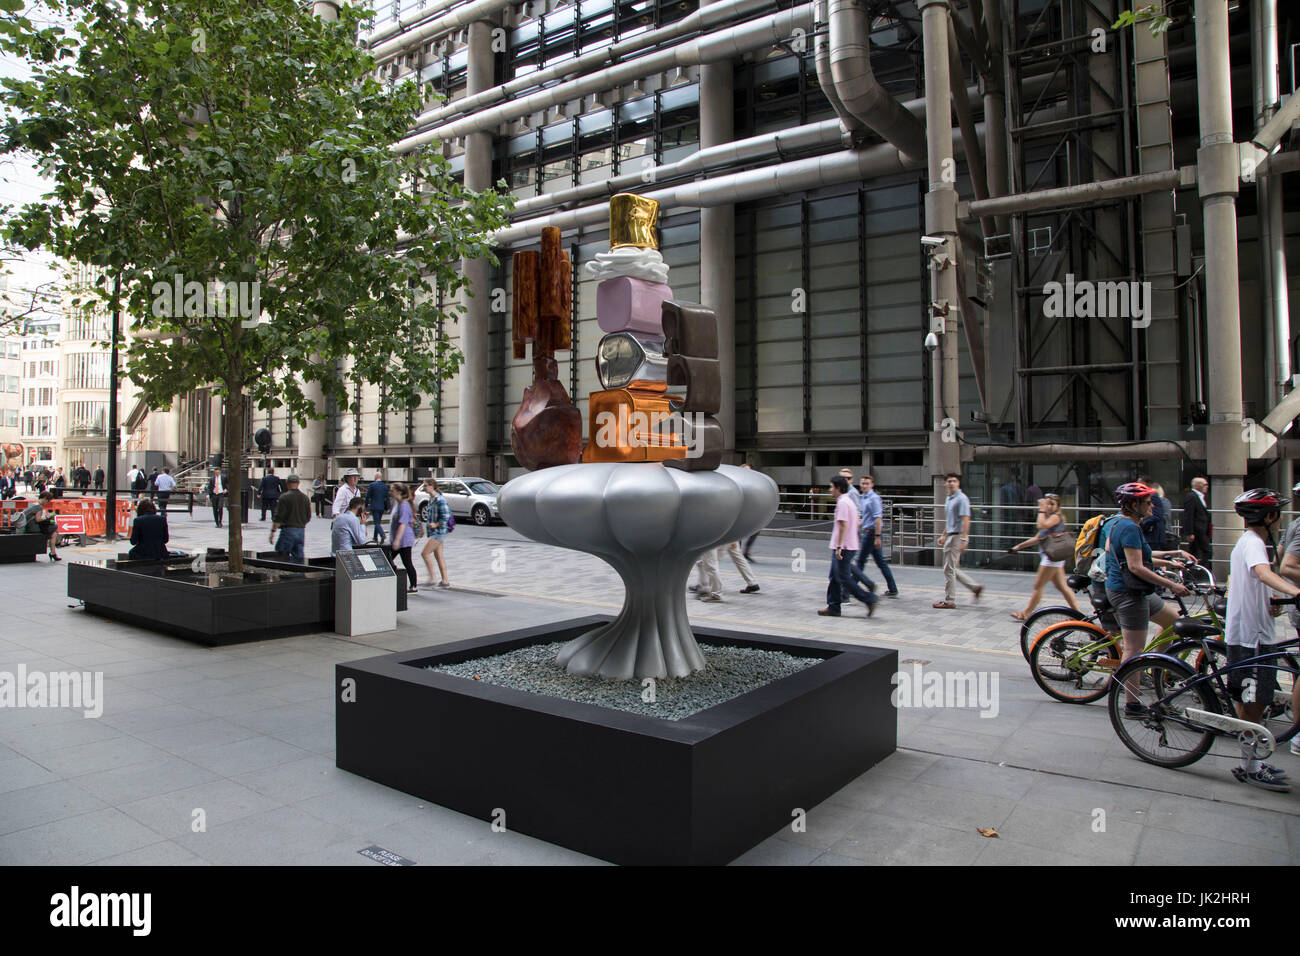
[1030,593,1223,671]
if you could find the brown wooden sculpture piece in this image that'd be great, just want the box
[509,226,582,470]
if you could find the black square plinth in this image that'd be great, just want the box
[335,616,896,865]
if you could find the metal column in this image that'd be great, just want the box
[699,0,737,458]
[1196,0,1246,560]
[455,19,496,478]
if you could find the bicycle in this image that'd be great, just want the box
[1027,564,1225,704]
[1107,599,1300,768]
[1017,572,1096,661]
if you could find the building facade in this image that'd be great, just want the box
[156,1,1300,520]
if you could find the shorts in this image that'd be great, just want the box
[1226,643,1280,706]
[425,525,446,543]
[1105,588,1165,632]
[1039,553,1065,569]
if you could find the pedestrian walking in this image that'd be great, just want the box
[333,468,362,518]
[205,468,227,527]
[258,469,283,521]
[387,482,418,593]
[692,547,724,602]
[1182,476,1212,564]
[818,475,877,617]
[93,465,104,492]
[311,477,327,517]
[418,478,451,588]
[153,467,176,513]
[856,474,898,597]
[933,473,983,609]
[1008,494,1080,620]
[131,466,148,501]
[366,472,390,544]
[270,474,311,561]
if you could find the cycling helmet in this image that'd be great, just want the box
[1233,488,1289,525]
[1113,481,1156,508]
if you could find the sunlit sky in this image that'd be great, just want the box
[1,2,66,295]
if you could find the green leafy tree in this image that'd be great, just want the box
[1113,4,1175,36]
[1,0,510,570]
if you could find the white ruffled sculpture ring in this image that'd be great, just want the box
[497,463,779,679]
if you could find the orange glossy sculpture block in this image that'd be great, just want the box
[580,385,687,463]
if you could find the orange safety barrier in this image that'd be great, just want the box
[0,497,133,535]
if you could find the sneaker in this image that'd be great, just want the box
[866,600,876,618]
[688,584,701,593]
[886,591,899,598]
[437,581,451,589]
[1290,737,1300,757]
[740,584,760,594]
[699,593,722,603]
[1123,701,1146,720]
[1231,765,1291,792]
[1260,763,1288,778]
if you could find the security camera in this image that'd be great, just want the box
[924,331,940,352]
[921,236,946,248]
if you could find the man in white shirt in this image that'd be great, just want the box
[1223,489,1300,793]
[332,468,362,518]
[153,467,176,514]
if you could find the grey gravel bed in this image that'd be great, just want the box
[426,642,820,721]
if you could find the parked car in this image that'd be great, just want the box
[413,477,502,526]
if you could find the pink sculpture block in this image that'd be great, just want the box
[596,277,674,334]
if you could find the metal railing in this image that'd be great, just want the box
[769,490,1298,572]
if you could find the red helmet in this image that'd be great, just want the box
[1113,481,1155,508]
[1234,488,1289,524]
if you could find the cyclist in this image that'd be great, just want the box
[1105,481,1193,717]
[1224,488,1300,791]
[1278,480,1300,756]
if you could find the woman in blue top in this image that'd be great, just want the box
[1105,482,1193,716]
[388,482,418,593]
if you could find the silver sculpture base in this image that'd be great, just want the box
[497,462,778,680]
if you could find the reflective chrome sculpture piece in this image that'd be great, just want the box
[497,462,778,678]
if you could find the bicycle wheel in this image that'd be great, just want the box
[1259,651,1299,745]
[1107,655,1217,768]
[1161,638,1233,711]
[1019,605,1087,660]
[1029,623,1117,704]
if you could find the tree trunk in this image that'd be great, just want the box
[224,388,245,573]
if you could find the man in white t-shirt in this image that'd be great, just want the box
[1277,481,1300,756]
[153,467,177,514]
[1224,489,1300,792]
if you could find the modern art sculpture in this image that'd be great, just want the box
[498,193,779,679]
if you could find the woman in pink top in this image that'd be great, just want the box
[819,476,878,618]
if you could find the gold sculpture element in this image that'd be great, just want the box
[609,193,660,250]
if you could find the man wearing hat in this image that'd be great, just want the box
[270,474,312,561]
[333,468,362,519]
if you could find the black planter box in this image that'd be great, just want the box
[0,532,46,563]
[69,556,336,646]
[336,616,896,865]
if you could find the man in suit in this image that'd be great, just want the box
[93,465,104,492]
[1183,476,1212,564]
[205,468,227,527]
[259,469,283,521]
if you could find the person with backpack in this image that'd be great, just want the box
[1105,481,1195,717]
[1007,494,1079,620]
[418,478,452,588]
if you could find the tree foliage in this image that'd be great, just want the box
[1,0,510,422]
